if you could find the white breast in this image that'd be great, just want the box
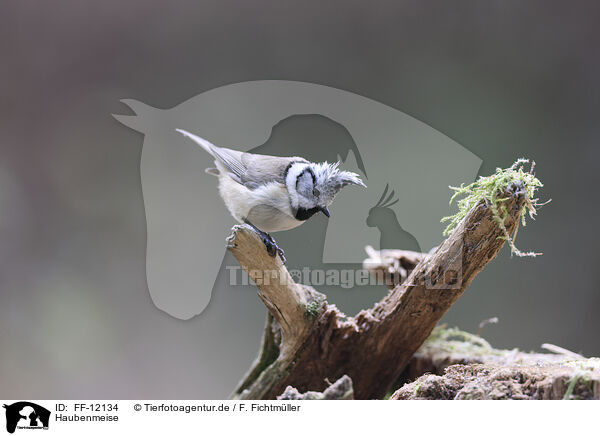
[216,162,302,233]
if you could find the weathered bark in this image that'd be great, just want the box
[363,246,427,289]
[277,375,354,400]
[392,362,600,400]
[277,327,600,400]
[396,326,587,389]
[229,185,527,400]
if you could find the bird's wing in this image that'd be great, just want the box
[241,154,307,189]
[210,146,249,182]
[176,129,306,189]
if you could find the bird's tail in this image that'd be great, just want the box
[175,128,218,157]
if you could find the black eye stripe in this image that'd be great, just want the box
[283,160,305,181]
[295,170,305,188]
[307,167,316,184]
[296,167,316,189]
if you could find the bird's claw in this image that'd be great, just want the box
[263,237,277,257]
[276,247,286,264]
[243,220,286,264]
[260,234,286,264]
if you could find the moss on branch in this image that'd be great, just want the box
[441,158,548,257]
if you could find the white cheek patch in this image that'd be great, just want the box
[285,162,310,209]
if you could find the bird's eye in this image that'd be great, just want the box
[313,188,320,197]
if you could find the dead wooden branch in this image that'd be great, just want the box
[229,184,527,399]
[363,246,427,289]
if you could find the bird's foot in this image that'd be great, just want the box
[244,220,286,264]
[262,233,286,264]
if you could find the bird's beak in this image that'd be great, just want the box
[321,207,330,218]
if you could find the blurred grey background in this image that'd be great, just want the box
[2,0,599,398]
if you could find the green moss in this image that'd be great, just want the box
[441,158,548,257]
[563,375,579,400]
[414,381,422,395]
[304,295,325,319]
[421,326,504,357]
[563,358,600,399]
